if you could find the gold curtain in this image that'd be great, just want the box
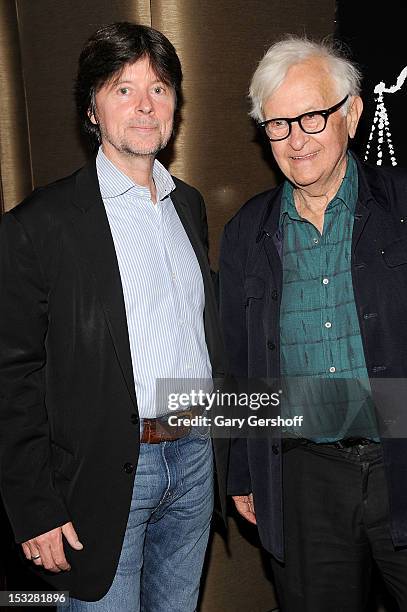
[0,0,32,212]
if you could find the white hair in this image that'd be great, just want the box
[249,35,362,121]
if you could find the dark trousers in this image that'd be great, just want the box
[270,442,407,612]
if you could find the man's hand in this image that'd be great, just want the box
[21,522,83,573]
[232,493,257,525]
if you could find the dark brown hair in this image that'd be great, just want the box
[75,22,183,149]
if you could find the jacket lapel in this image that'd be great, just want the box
[258,187,284,291]
[70,159,137,407]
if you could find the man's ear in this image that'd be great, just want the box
[88,107,98,125]
[347,95,363,139]
[88,100,99,125]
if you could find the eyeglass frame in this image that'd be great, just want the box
[258,95,349,141]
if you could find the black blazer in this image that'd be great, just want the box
[0,158,226,600]
[220,154,407,562]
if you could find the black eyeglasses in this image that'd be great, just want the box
[259,95,349,141]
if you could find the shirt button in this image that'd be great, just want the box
[313,238,319,244]
[322,278,329,285]
[325,321,332,328]
[329,366,336,373]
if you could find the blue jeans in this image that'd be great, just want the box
[64,428,213,611]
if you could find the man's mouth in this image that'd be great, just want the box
[129,124,158,130]
[129,123,157,128]
[290,151,318,160]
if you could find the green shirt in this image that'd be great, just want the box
[279,154,378,441]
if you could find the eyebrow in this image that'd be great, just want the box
[110,77,167,89]
[268,105,324,120]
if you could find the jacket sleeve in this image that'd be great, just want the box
[219,221,252,495]
[0,213,70,543]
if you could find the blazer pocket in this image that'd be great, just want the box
[51,441,77,480]
[244,276,265,304]
[381,238,407,268]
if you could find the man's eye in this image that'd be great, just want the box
[119,87,130,95]
[153,86,165,94]
[270,120,287,129]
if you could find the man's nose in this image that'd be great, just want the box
[287,121,309,150]
[136,91,153,114]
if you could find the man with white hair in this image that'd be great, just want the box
[220,36,407,611]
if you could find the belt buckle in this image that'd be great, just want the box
[159,410,192,441]
[335,437,371,449]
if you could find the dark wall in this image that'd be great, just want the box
[336,0,407,169]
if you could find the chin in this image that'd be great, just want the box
[121,140,162,157]
[292,173,319,187]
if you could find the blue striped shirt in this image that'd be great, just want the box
[96,149,212,418]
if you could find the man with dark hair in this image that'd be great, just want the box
[75,22,183,151]
[0,22,224,611]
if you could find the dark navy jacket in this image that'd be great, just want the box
[219,155,407,561]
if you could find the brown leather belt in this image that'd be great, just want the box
[140,406,204,444]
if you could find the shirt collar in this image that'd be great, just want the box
[96,147,175,202]
[280,152,358,225]
[280,181,300,223]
